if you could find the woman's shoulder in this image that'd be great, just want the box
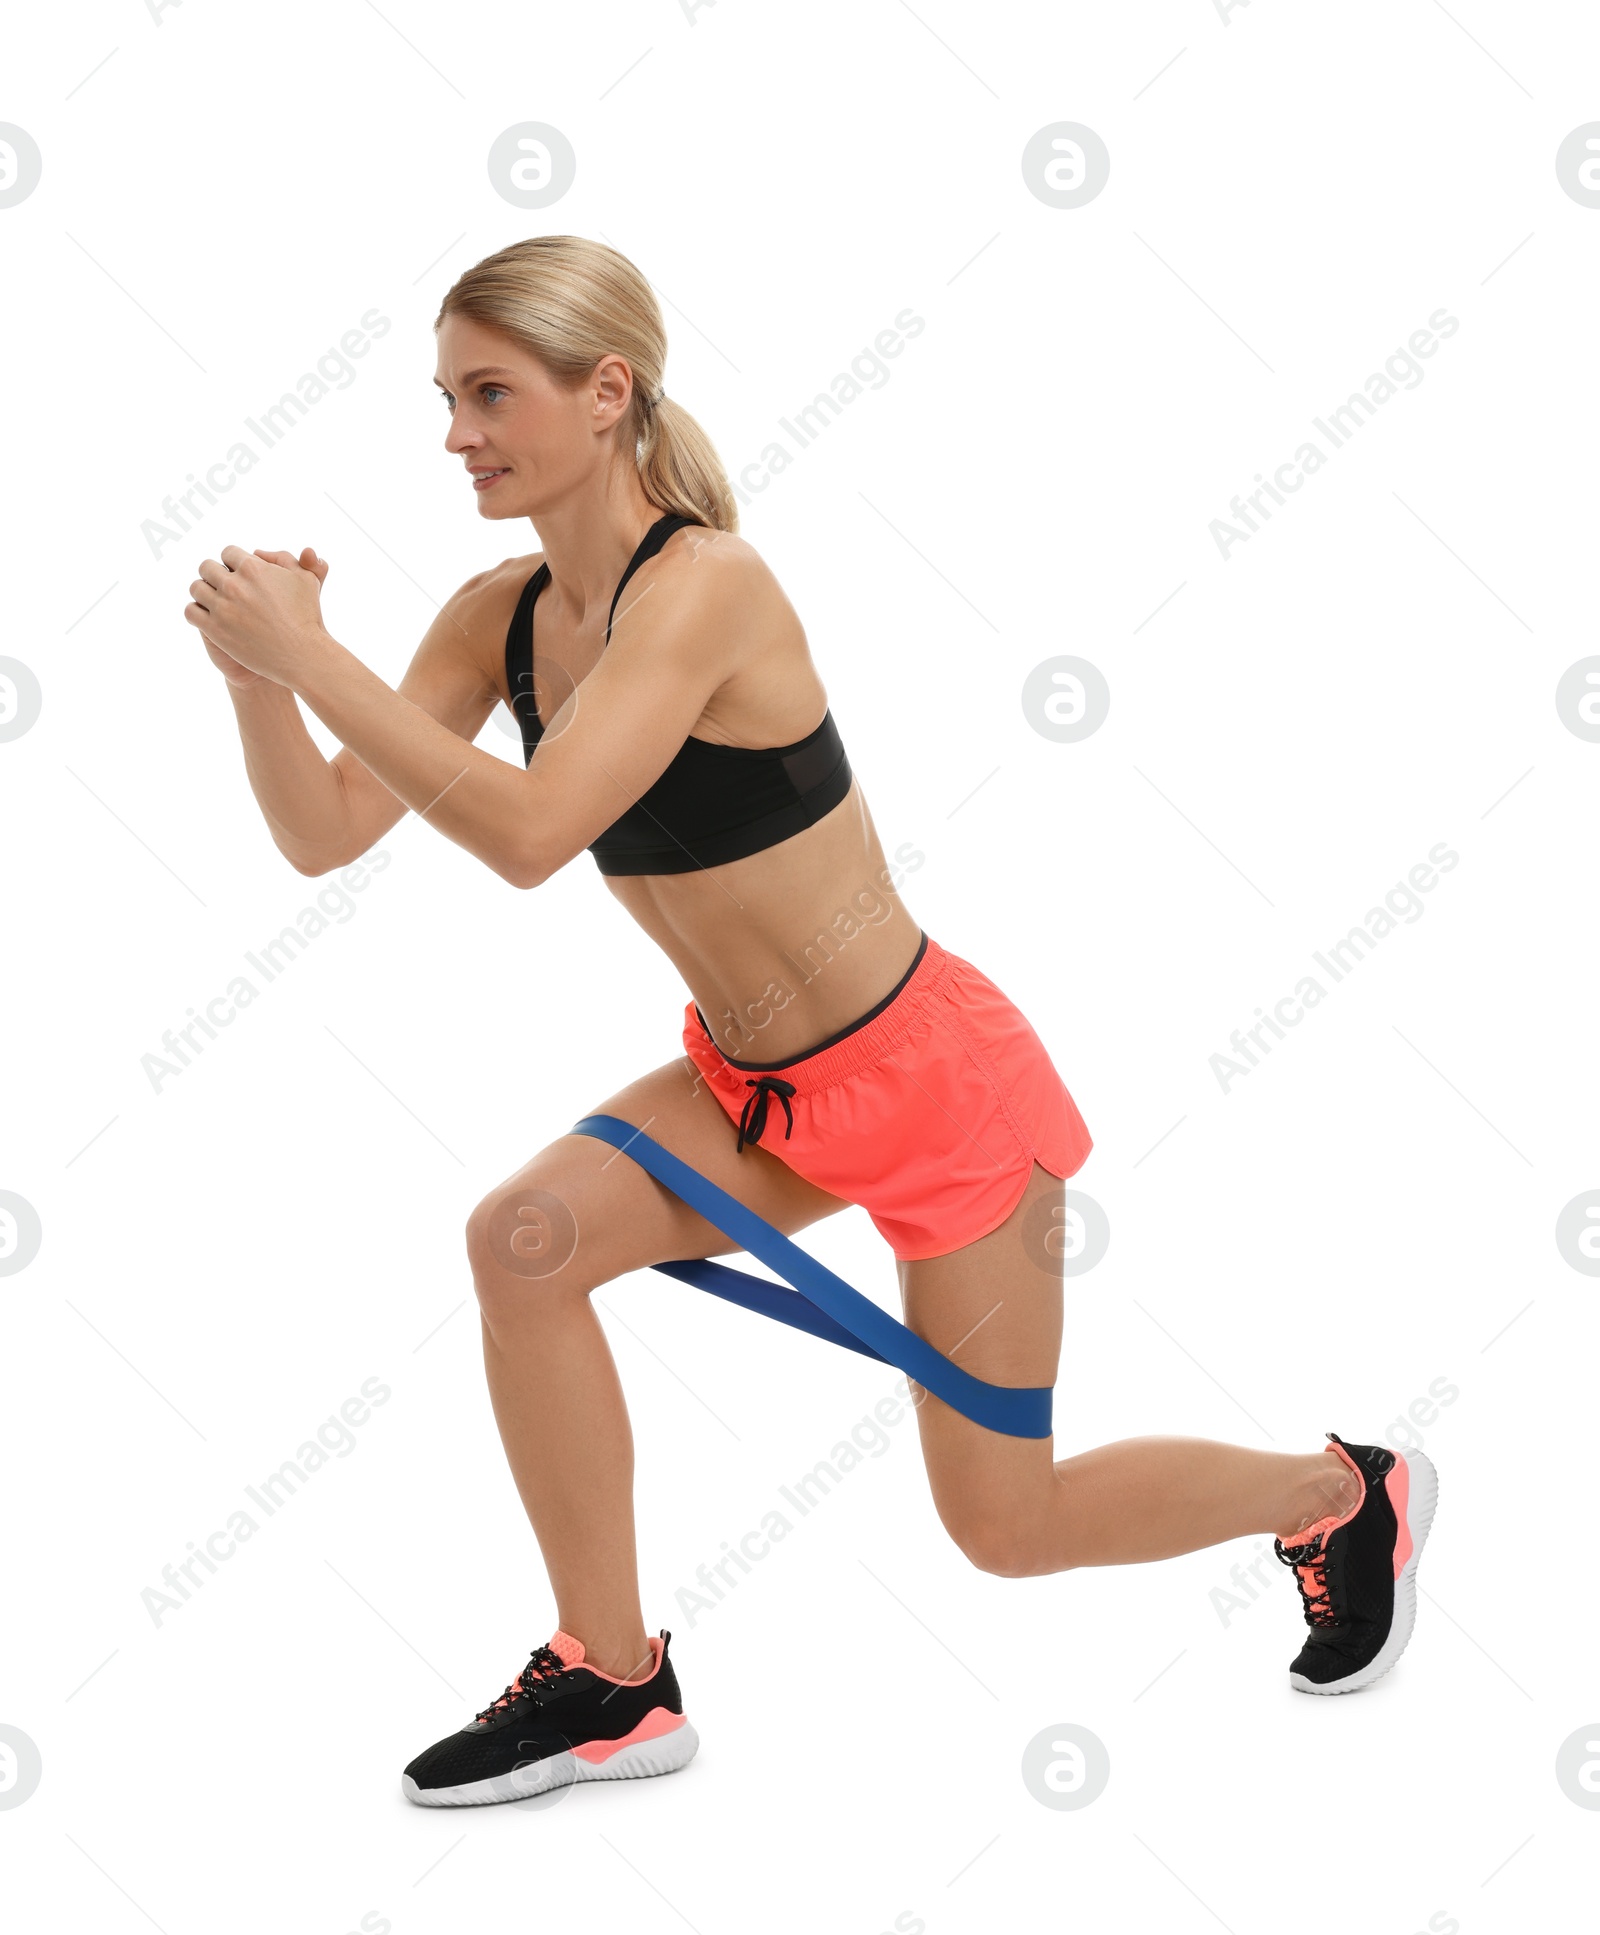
[648,522,789,625]
[455,550,547,632]
[657,521,759,576]
[633,524,814,726]
[480,549,547,596]
[407,554,547,690]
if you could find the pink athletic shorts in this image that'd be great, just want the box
[681,931,1093,1261]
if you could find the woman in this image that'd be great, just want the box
[185,236,1436,1808]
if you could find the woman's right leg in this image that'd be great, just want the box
[465,1055,851,1682]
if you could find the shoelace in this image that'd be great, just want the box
[475,1644,570,1721]
[736,1075,797,1152]
[1274,1532,1339,1628]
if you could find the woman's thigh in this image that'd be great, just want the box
[468,1052,854,1308]
[896,1160,1066,1533]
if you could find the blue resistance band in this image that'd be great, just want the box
[571,1113,1053,1439]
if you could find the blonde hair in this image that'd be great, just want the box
[435,235,738,533]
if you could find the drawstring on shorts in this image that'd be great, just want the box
[736,1075,798,1153]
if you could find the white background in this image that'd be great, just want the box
[3,1,1596,1930]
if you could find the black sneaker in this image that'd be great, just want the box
[1274,1432,1438,1695]
[402,1629,698,1806]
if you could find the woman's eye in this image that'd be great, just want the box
[482,386,506,404]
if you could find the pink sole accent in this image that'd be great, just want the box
[1387,1455,1413,1579]
[571,1707,687,1764]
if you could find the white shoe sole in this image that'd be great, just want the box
[402,1717,700,1808]
[1291,1448,1438,1696]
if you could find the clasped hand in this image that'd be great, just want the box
[185,545,332,687]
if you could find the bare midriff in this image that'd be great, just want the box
[604,779,925,1065]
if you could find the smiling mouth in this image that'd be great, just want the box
[471,468,510,490]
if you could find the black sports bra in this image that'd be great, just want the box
[504,512,854,878]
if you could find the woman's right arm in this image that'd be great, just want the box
[216,554,519,877]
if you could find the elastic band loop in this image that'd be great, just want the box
[571,1113,1053,1439]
